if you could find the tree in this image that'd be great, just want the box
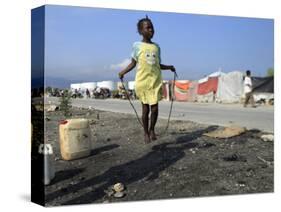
[267,68,274,77]
[59,90,72,118]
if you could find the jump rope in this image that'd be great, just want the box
[120,71,178,136]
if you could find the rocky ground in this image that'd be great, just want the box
[43,107,273,207]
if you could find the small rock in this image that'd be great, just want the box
[261,134,274,142]
[114,191,125,198]
[47,105,58,112]
[113,183,125,192]
[106,138,111,142]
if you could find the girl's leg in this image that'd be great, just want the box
[142,103,150,143]
[150,103,158,140]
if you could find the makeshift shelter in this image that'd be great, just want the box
[252,76,274,103]
[174,80,190,101]
[187,81,198,102]
[216,71,244,103]
[252,77,274,93]
[197,77,219,102]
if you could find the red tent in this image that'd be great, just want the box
[197,77,218,95]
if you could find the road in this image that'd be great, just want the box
[46,97,274,133]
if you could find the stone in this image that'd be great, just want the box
[114,192,125,198]
[113,183,125,192]
[261,134,274,142]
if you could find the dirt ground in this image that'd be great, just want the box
[43,106,273,206]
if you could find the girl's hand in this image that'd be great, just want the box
[118,72,124,80]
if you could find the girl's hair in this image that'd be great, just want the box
[137,15,152,34]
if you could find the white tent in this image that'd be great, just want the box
[97,81,116,90]
[216,71,244,103]
[80,82,97,91]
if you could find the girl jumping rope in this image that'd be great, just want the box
[118,16,176,144]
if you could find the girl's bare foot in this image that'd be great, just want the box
[144,133,151,144]
[150,130,157,141]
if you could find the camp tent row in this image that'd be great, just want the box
[163,71,274,103]
[70,71,273,103]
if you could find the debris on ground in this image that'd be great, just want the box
[46,105,59,112]
[257,156,273,167]
[261,134,274,142]
[203,125,247,138]
[43,107,273,206]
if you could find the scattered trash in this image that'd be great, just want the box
[261,134,274,142]
[257,156,273,167]
[46,105,59,112]
[113,183,125,192]
[114,192,125,198]
[203,125,246,138]
[45,117,51,121]
[236,181,246,187]
[105,183,126,198]
[189,148,196,154]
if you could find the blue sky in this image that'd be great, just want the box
[39,5,273,85]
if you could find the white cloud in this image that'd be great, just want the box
[109,58,131,71]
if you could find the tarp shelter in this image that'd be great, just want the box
[252,77,274,93]
[197,77,219,102]
[187,81,198,102]
[216,71,244,103]
[174,80,190,101]
[251,76,274,103]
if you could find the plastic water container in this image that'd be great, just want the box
[59,119,92,161]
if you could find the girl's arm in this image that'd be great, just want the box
[118,59,137,80]
[160,64,176,72]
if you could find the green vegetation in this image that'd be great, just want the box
[59,90,72,118]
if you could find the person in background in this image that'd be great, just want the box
[243,70,256,108]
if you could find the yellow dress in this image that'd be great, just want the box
[131,41,163,105]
